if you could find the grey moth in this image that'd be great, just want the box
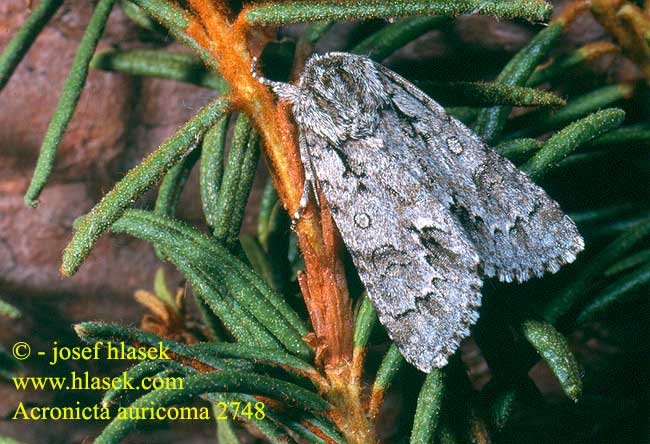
[255,52,584,373]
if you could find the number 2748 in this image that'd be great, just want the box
[214,401,265,420]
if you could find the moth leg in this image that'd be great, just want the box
[291,177,312,229]
[292,131,323,229]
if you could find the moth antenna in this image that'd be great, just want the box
[251,56,301,103]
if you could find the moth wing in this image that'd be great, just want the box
[302,132,483,372]
[376,65,584,282]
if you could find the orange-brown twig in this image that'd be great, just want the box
[183,3,368,439]
[184,1,354,371]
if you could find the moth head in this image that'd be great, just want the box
[294,52,391,144]
[253,53,390,145]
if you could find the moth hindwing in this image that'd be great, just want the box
[265,52,584,373]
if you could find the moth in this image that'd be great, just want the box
[254,52,584,372]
